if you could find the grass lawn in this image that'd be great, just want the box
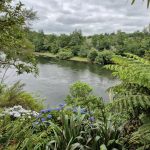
[34,52,89,63]
[69,57,88,62]
[34,52,56,58]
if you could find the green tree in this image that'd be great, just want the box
[69,30,84,56]
[56,51,73,60]
[91,34,99,49]
[58,34,70,48]
[87,48,98,62]
[95,50,114,65]
[34,30,45,52]
[69,30,84,46]
[0,0,38,75]
[78,44,90,57]
[66,81,101,112]
[44,34,58,52]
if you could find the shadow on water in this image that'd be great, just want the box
[37,56,115,79]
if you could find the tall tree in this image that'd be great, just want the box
[0,0,38,75]
[34,30,45,52]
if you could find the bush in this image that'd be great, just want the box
[0,82,43,111]
[78,45,90,57]
[87,49,98,62]
[71,45,81,56]
[65,81,102,113]
[144,50,150,60]
[95,50,114,65]
[0,104,122,150]
[50,42,60,54]
[0,81,132,150]
[56,51,73,60]
[0,105,39,118]
[69,81,92,98]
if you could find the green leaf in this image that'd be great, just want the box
[100,144,107,150]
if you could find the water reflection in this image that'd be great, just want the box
[4,56,119,107]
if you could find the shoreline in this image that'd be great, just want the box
[34,52,89,63]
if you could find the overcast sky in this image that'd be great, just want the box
[18,0,150,35]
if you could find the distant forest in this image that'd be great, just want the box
[27,26,150,64]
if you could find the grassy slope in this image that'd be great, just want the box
[34,52,89,63]
[34,52,56,58]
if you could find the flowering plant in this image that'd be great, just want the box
[33,103,66,126]
[0,105,39,119]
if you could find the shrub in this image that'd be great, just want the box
[69,81,92,98]
[0,105,39,118]
[144,50,150,60]
[105,54,150,149]
[56,51,73,60]
[71,45,81,56]
[0,106,123,150]
[0,82,43,111]
[95,50,114,65]
[65,81,102,113]
[87,49,98,62]
[50,42,60,54]
[0,82,127,150]
[78,45,90,57]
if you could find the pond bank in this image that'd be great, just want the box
[34,52,89,63]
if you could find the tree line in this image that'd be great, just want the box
[27,27,150,64]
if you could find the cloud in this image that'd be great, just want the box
[17,0,150,35]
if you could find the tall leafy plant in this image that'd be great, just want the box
[105,53,150,149]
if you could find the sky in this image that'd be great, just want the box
[17,0,150,35]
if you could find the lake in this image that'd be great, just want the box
[3,57,119,107]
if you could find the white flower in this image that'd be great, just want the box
[1,105,39,119]
[32,111,39,117]
[14,112,21,118]
[8,108,13,111]
[14,105,22,109]
[29,110,31,112]
[4,110,10,114]
[9,112,14,116]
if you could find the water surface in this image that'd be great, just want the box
[4,57,119,107]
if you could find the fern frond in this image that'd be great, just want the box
[130,122,150,149]
[106,53,150,148]
[125,53,150,65]
[106,55,150,89]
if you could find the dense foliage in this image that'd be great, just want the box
[0,82,43,111]
[27,28,150,65]
[0,75,149,149]
[0,0,38,76]
[0,82,125,150]
[56,51,73,60]
[105,54,150,149]
[0,0,150,150]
